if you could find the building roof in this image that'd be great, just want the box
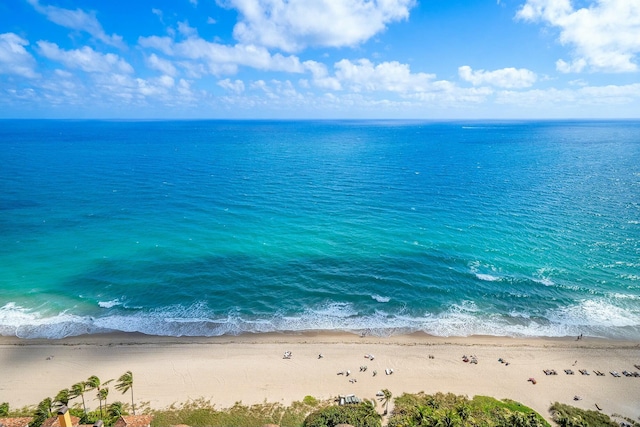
[41,415,80,427]
[0,417,34,427]
[113,415,154,427]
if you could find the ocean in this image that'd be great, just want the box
[1,120,639,340]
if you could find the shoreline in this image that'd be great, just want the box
[2,329,639,347]
[1,331,639,423]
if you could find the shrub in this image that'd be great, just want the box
[550,402,618,427]
[388,392,550,427]
[303,402,381,427]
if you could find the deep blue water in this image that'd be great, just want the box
[1,120,639,339]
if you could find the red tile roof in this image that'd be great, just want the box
[41,416,80,427]
[0,417,33,427]
[113,415,154,427]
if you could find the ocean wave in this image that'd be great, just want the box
[469,261,501,282]
[3,300,639,340]
[371,294,390,303]
[98,299,123,309]
[549,299,640,328]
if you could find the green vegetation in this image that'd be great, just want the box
[5,385,638,427]
[152,397,329,427]
[303,400,381,427]
[115,371,135,415]
[549,402,619,427]
[0,372,135,427]
[378,389,392,416]
[387,392,549,427]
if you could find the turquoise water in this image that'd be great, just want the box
[1,120,639,339]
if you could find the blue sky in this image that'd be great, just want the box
[1,0,639,119]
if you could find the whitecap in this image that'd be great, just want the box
[98,299,122,309]
[549,299,640,328]
[469,260,500,282]
[533,277,554,286]
[475,273,500,282]
[371,295,390,303]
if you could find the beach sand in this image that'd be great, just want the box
[1,332,639,423]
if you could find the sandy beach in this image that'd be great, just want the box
[1,332,639,423]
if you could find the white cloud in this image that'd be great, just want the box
[555,58,586,73]
[458,65,537,88]
[146,53,178,76]
[218,78,245,93]
[138,36,174,55]
[517,0,640,73]
[37,41,134,74]
[333,59,435,93]
[0,33,39,78]
[178,21,198,38]
[136,75,175,96]
[139,35,304,76]
[497,83,640,106]
[302,60,341,90]
[218,0,416,52]
[27,0,124,48]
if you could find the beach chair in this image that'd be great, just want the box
[610,371,621,377]
[564,369,574,375]
[579,369,590,375]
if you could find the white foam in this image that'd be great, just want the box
[469,261,500,282]
[2,298,640,340]
[549,299,640,328]
[475,273,499,282]
[0,303,106,339]
[98,299,122,309]
[371,294,390,303]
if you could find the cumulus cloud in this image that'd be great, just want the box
[497,83,640,107]
[333,59,435,93]
[146,53,178,76]
[26,0,124,48]
[302,60,341,90]
[218,0,416,52]
[37,41,133,74]
[0,33,39,78]
[139,35,304,76]
[218,78,245,93]
[458,65,537,88]
[516,0,640,73]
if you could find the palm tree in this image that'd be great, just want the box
[54,389,70,409]
[456,404,470,426]
[108,401,124,419]
[32,397,54,427]
[436,409,459,427]
[378,388,392,416]
[70,382,88,416]
[88,376,113,419]
[85,376,101,392]
[115,371,135,414]
[96,387,109,419]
